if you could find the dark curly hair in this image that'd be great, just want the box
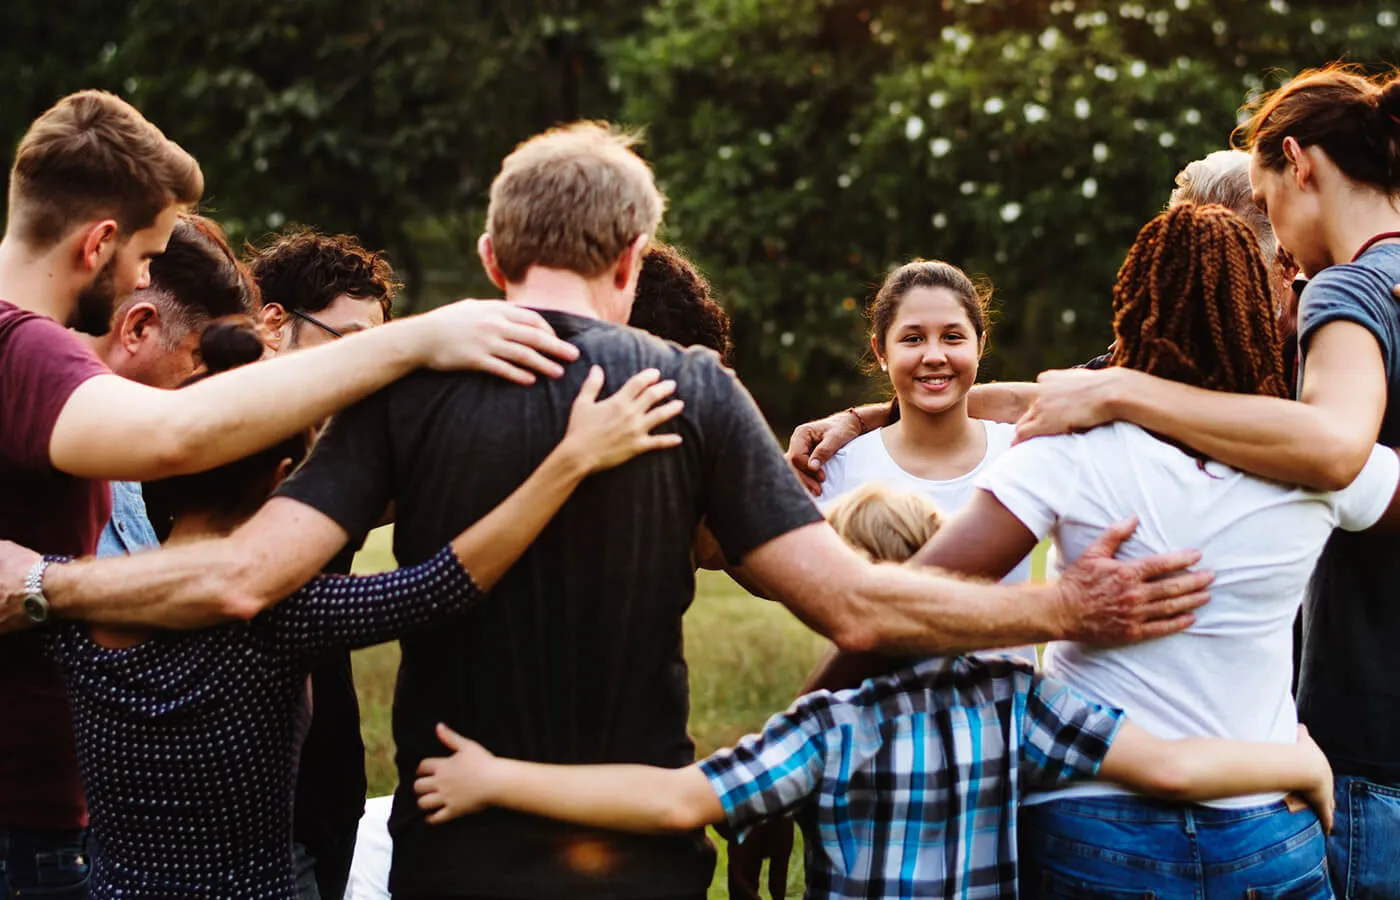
[140,213,260,346]
[247,228,400,343]
[628,242,732,363]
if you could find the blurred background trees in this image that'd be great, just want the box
[2,0,1396,427]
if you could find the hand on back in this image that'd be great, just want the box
[1054,517,1213,645]
[415,723,496,824]
[409,300,580,384]
[561,366,684,473]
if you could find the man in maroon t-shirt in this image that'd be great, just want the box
[0,91,576,897]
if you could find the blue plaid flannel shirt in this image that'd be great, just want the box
[699,654,1123,900]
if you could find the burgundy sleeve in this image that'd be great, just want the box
[0,314,109,471]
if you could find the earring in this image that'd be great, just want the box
[880,362,888,372]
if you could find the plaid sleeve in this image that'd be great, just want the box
[697,693,833,834]
[1019,673,1125,791]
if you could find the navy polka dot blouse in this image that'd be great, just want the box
[45,546,480,899]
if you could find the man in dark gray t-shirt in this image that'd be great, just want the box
[16,122,1214,900]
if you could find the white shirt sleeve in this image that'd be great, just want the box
[1332,444,1400,532]
[974,434,1081,540]
[815,448,851,512]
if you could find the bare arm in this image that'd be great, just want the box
[784,404,891,495]
[414,724,724,832]
[37,498,349,627]
[1099,722,1334,830]
[1016,321,1386,491]
[798,490,1044,694]
[741,517,1211,656]
[966,382,1039,425]
[49,301,579,481]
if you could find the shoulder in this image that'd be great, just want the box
[817,430,887,502]
[1299,250,1400,339]
[978,419,1017,458]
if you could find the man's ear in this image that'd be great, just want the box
[260,303,287,353]
[613,234,650,290]
[118,301,161,353]
[78,219,121,273]
[478,234,508,291]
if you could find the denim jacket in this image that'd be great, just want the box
[97,481,160,557]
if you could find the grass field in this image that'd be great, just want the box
[350,526,1047,899]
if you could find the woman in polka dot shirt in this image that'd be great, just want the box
[40,324,686,900]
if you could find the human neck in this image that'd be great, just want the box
[0,234,77,323]
[167,511,244,544]
[504,267,623,323]
[884,397,983,460]
[1321,192,1400,266]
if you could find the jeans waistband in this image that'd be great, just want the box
[1030,795,1293,825]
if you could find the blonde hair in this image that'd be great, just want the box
[825,483,944,563]
[9,90,203,247]
[486,121,666,283]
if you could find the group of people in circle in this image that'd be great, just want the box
[1,58,1399,900]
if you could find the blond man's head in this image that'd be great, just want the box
[8,90,203,248]
[484,122,665,287]
[824,483,944,564]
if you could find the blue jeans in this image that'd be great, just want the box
[1020,796,1331,899]
[0,828,90,899]
[1329,775,1400,899]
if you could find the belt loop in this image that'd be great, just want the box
[1183,806,1197,837]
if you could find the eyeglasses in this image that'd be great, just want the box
[288,308,343,339]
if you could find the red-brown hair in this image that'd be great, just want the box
[1236,63,1400,194]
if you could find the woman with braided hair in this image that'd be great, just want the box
[902,201,1400,897]
[1012,63,1400,896]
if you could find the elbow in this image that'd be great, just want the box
[657,799,714,833]
[827,611,880,654]
[205,558,279,623]
[148,430,199,477]
[1313,442,1371,492]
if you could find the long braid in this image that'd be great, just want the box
[1109,203,1288,403]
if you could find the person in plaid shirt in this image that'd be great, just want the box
[412,485,1335,900]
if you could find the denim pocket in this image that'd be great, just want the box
[1345,779,1400,899]
[1247,855,1331,899]
[1040,869,1156,899]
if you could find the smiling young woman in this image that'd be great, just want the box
[813,261,1036,659]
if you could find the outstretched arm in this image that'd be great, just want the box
[1016,321,1385,491]
[414,724,723,833]
[49,301,579,481]
[1100,723,1334,831]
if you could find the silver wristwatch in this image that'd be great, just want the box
[22,557,60,624]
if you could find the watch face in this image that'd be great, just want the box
[22,592,48,624]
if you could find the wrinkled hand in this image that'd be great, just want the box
[411,300,580,384]
[1288,724,1335,833]
[724,815,795,900]
[414,723,496,825]
[1055,517,1213,645]
[1014,367,1126,444]
[561,367,684,473]
[785,412,862,496]
[0,540,42,635]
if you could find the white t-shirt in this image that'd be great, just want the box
[818,420,1034,585]
[818,419,1035,663]
[977,422,1399,808]
[344,795,393,900]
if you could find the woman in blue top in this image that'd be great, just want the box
[42,322,686,900]
[1015,64,1400,897]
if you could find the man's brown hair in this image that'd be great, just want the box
[487,122,665,283]
[8,90,203,247]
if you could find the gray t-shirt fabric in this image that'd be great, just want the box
[1295,243,1400,783]
[275,309,823,899]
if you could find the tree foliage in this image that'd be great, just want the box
[2,0,1397,424]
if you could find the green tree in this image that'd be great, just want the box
[611,0,1400,424]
